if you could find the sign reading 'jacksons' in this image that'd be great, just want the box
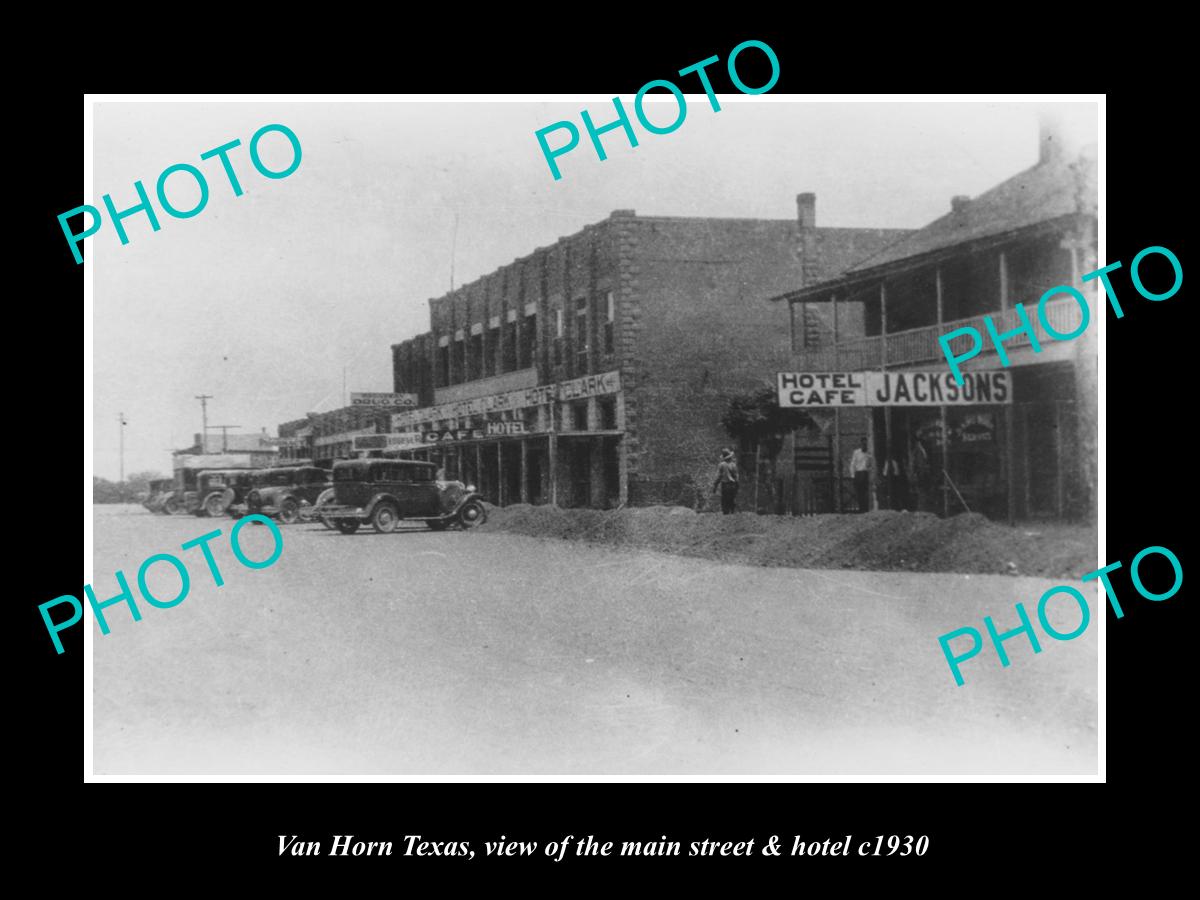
[777,370,1011,408]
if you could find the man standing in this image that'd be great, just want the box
[711,448,740,514]
[850,437,873,513]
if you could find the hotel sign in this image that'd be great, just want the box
[392,371,621,430]
[777,371,1011,407]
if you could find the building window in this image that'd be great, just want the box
[604,291,615,355]
[452,337,465,384]
[553,308,564,366]
[469,331,483,381]
[574,297,588,374]
[599,397,617,430]
[520,313,537,369]
[572,401,589,431]
[503,319,518,372]
[485,325,499,377]
[438,343,450,387]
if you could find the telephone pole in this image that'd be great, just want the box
[118,412,128,497]
[194,394,213,452]
[210,425,241,453]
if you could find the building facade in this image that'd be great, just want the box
[389,208,909,508]
[277,406,396,469]
[772,129,1098,522]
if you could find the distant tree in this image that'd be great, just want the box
[92,470,169,504]
[720,386,815,512]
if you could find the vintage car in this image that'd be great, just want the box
[243,466,331,524]
[303,458,486,534]
[179,469,254,517]
[142,479,176,514]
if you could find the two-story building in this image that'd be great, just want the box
[771,127,1098,522]
[277,405,397,469]
[389,209,909,509]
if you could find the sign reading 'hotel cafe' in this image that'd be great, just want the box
[777,370,1012,408]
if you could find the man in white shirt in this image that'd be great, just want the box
[850,437,873,513]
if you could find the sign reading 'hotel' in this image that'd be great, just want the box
[777,371,1012,408]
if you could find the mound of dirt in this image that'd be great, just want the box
[479,506,1097,577]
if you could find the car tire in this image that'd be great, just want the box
[163,496,180,515]
[315,488,337,530]
[457,499,486,529]
[278,498,300,525]
[425,519,449,531]
[204,494,225,518]
[371,503,399,534]
[336,519,360,535]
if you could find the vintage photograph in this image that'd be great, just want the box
[89,97,1100,778]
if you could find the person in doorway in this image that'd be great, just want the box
[882,454,909,510]
[850,437,873,513]
[711,448,740,514]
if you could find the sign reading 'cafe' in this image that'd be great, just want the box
[777,370,1012,408]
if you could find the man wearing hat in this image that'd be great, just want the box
[711,448,740,514]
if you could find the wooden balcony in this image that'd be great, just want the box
[791,296,1083,370]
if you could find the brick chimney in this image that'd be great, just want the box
[1039,114,1065,165]
[797,192,819,284]
[951,195,971,214]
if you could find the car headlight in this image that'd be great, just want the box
[465,484,476,493]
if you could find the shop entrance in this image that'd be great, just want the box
[525,439,545,505]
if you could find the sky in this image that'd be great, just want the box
[91,99,1097,479]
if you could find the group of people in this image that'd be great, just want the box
[712,437,924,516]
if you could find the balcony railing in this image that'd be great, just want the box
[792,297,1083,370]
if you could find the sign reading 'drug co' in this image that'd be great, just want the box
[350,392,418,408]
[778,371,1012,407]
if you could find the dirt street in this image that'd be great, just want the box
[92,506,1097,778]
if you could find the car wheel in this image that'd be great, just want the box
[425,519,449,531]
[278,498,300,525]
[336,519,360,534]
[315,488,337,530]
[204,494,225,517]
[458,499,486,529]
[163,496,180,515]
[371,503,399,534]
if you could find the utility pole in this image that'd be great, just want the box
[118,412,128,498]
[342,366,347,408]
[210,425,241,452]
[194,394,213,452]
[450,211,459,291]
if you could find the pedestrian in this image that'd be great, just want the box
[711,448,740,514]
[850,437,873,513]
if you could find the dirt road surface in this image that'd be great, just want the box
[91,506,1097,778]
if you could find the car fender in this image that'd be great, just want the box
[362,492,403,519]
[449,492,487,515]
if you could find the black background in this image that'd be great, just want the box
[19,20,1188,887]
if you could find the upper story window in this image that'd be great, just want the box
[574,297,589,374]
[604,291,615,355]
[520,312,537,369]
[485,324,499,377]
[502,316,518,372]
[553,308,564,366]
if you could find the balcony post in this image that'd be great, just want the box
[880,281,892,505]
[832,291,842,513]
[999,250,1009,310]
[936,267,949,517]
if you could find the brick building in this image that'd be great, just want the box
[771,127,1098,522]
[389,208,908,508]
[277,406,395,468]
